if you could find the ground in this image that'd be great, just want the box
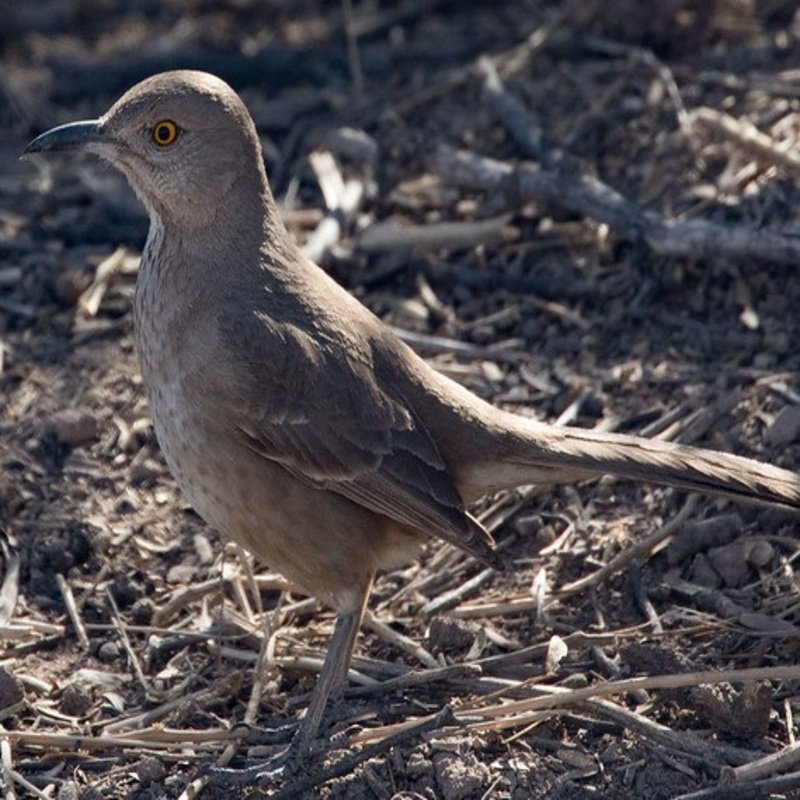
[2,1,800,798]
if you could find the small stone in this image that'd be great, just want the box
[130,598,155,625]
[0,666,24,711]
[427,618,475,658]
[166,564,196,584]
[109,573,142,608]
[690,552,722,588]
[135,756,166,785]
[97,641,121,662]
[61,683,92,717]
[598,740,622,765]
[707,541,751,588]
[48,409,99,447]
[193,533,214,565]
[479,361,504,384]
[745,539,775,569]
[765,405,800,447]
[746,539,774,568]
[406,749,434,778]
[433,752,489,800]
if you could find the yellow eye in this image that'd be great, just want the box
[152,120,178,146]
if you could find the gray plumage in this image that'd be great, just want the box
[25,70,800,771]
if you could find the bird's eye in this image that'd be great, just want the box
[152,120,179,146]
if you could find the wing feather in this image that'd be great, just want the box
[214,301,498,565]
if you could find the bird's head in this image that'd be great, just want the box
[25,70,267,230]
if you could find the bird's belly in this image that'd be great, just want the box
[146,385,424,611]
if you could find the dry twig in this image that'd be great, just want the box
[436,146,800,265]
[558,495,700,597]
[55,574,89,651]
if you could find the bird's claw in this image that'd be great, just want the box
[206,728,316,788]
[206,745,297,787]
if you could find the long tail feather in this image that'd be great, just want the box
[462,419,800,510]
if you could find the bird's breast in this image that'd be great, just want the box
[133,223,215,505]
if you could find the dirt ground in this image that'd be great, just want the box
[2,1,800,798]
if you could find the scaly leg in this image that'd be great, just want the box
[290,590,370,755]
[209,575,373,786]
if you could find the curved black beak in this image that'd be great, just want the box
[23,119,105,156]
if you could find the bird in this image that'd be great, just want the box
[24,70,800,775]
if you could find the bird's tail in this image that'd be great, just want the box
[460,416,800,511]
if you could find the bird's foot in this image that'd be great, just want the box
[206,742,299,787]
[206,723,326,787]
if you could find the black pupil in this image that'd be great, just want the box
[157,125,171,141]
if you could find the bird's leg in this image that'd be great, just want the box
[209,576,373,786]
[287,583,371,762]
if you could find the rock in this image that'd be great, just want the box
[746,539,774,568]
[48,408,99,447]
[690,552,721,588]
[765,405,800,447]
[166,564,196,585]
[427,618,475,658]
[0,666,24,711]
[433,752,489,800]
[130,598,155,625]
[668,514,741,565]
[60,683,92,717]
[407,749,434,779]
[109,573,142,608]
[707,541,752,588]
[193,532,214,565]
[690,681,772,737]
[135,756,166,785]
[97,640,121,662]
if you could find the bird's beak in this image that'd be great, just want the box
[23,119,106,156]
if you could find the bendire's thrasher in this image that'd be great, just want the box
[25,70,800,769]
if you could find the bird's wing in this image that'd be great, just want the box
[212,302,499,565]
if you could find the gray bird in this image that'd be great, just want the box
[25,71,800,775]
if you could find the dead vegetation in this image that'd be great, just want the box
[2,1,800,798]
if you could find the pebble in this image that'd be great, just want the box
[110,573,142,608]
[707,541,751,588]
[135,756,166,785]
[130,598,155,625]
[0,666,24,710]
[433,752,489,800]
[193,532,214,565]
[690,552,722,588]
[765,405,800,447]
[61,683,92,717]
[427,617,475,657]
[48,408,99,446]
[166,563,196,584]
[97,640,121,662]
